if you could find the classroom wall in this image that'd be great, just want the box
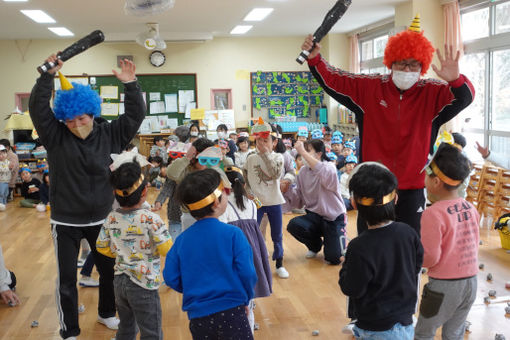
[0,34,347,139]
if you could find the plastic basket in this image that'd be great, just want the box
[498,228,510,250]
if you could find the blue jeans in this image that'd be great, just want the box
[114,274,163,340]
[0,182,9,204]
[257,205,283,261]
[80,252,95,277]
[353,322,414,340]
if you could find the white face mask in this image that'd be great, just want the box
[217,132,227,139]
[190,131,199,137]
[392,70,420,91]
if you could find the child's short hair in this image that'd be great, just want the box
[216,124,228,132]
[452,132,466,149]
[177,169,222,219]
[237,136,249,147]
[151,156,163,165]
[192,137,215,154]
[427,143,472,191]
[111,160,147,208]
[349,162,398,226]
[153,136,163,144]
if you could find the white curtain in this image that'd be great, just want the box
[349,34,360,73]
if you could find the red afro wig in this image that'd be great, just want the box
[383,30,435,76]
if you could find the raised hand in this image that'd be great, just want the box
[475,141,489,158]
[431,45,460,82]
[301,34,322,60]
[44,54,63,75]
[112,59,136,83]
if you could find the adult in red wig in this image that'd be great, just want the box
[301,14,475,236]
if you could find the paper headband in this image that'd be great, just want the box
[355,189,396,207]
[115,174,145,197]
[187,182,224,211]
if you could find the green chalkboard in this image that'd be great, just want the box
[90,73,197,125]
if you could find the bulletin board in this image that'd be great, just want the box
[251,71,324,118]
[89,73,197,126]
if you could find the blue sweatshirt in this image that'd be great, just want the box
[163,217,257,319]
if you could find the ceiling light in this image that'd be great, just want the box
[243,8,274,21]
[3,0,29,2]
[230,25,253,35]
[20,10,56,23]
[48,27,74,37]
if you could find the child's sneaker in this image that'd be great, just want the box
[0,203,5,211]
[79,276,99,287]
[305,250,317,259]
[275,266,289,279]
[97,316,120,330]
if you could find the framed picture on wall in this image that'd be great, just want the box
[211,89,232,110]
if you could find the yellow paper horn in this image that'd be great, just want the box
[58,72,73,90]
[408,14,421,32]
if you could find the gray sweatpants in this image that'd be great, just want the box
[415,276,477,340]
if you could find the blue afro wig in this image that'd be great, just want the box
[53,83,102,121]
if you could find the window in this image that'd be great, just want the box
[461,0,510,159]
[358,22,393,74]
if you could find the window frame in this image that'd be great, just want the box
[461,0,510,154]
[358,22,394,74]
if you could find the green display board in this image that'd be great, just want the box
[91,73,197,125]
[251,71,324,118]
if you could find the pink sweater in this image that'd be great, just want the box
[420,198,479,279]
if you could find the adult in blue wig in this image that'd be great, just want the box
[29,54,146,340]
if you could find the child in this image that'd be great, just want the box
[218,139,234,165]
[96,160,172,340]
[340,162,423,339]
[150,136,168,164]
[331,131,344,157]
[19,166,41,208]
[0,145,10,211]
[188,122,201,143]
[164,169,257,340]
[285,140,347,264]
[338,140,355,170]
[216,123,237,160]
[291,126,309,158]
[323,125,333,147]
[0,139,19,202]
[229,131,238,144]
[415,143,478,340]
[147,156,163,187]
[0,243,19,307]
[339,154,358,211]
[153,165,183,242]
[244,118,288,278]
[38,171,50,209]
[167,138,230,230]
[220,167,272,332]
[234,136,251,168]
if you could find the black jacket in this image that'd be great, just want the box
[339,222,424,331]
[29,73,146,224]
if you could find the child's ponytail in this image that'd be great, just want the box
[225,167,247,211]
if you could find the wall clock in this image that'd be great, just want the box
[150,50,165,67]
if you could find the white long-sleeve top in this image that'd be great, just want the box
[0,244,12,292]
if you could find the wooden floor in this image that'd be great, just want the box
[1,188,509,340]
